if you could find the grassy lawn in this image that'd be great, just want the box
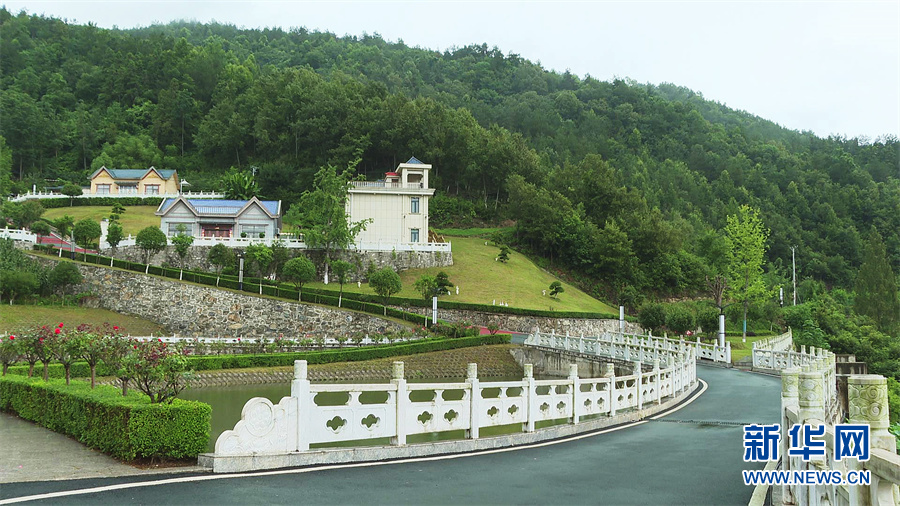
[42,205,160,236]
[0,305,169,336]
[727,334,769,363]
[309,236,616,313]
[432,227,513,237]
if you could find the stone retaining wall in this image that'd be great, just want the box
[39,257,406,338]
[106,245,452,280]
[397,306,644,335]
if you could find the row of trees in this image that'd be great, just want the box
[0,323,191,403]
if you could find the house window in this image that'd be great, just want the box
[144,184,160,195]
[96,184,110,195]
[410,197,420,214]
[410,228,420,243]
[167,223,191,237]
[118,184,137,194]
[241,224,267,238]
[201,224,232,238]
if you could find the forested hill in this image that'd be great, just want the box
[1,10,898,302]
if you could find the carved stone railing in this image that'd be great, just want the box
[526,328,729,364]
[780,371,899,505]
[205,350,697,472]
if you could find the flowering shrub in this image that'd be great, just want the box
[123,340,192,404]
[1,335,19,376]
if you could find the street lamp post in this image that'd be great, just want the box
[238,253,244,291]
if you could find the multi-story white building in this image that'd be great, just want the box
[347,157,435,246]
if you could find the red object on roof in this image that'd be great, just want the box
[385,172,398,176]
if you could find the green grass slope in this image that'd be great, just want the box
[310,236,616,313]
[0,306,169,336]
[42,206,160,236]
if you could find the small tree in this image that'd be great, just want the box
[283,255,316,300]
[125,340,191,403]
[245,243,273,294]
[435,271,454,295]
[136,226,167,270]
[106,220,124,256]
[61,183,83,206]
[111,202,126,218]
[549,281,564,299]
[19,200,44,228]
[207,243,234,286]
[49,262,83,300]
[73,218,102,249]
[79,323,116,389]
[638,302,667,334]
[31,220,51,245]
[1,334,19,376]
[102,333,135,396]
[1,271,38,305]
[497,246,510,263]
[19,331,41,377]
[52,328,85,385]
[53,215,75,258]
[171,224,194,279]
[370,267,402,315]
[666,304,696,336]
[329,259,353,307]
[414,275,438,300]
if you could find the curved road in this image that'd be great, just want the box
[0,365,780,505]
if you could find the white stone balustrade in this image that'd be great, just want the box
[525,328,716,367]
[780,369,899,506]
[214,352,696,460]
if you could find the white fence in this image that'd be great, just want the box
[7,190,224,202]
[526,328,731,364]
[216,352,696,458]
[0,228,36,243]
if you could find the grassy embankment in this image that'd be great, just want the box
[0,306,168,336]
[43,205,160,236]
[309,235,616,313]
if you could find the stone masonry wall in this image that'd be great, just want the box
[105,245,452,281]
[39,258,407,338]
[395,306,644,336]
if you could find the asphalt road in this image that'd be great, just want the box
[0,365,780,505]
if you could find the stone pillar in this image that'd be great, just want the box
[619,305,625,335]
[718,313,726,348]
[798,370,826,424]
[781,368,800,506]
[603,363,616,417]
[652,359,662,404]
[569,364,580,424]
[633,361,643,411]
[524,364,536,432]
[848,375,898,506]
[391,361,407,446]
[291,360,310,452]
[467,363,480,439]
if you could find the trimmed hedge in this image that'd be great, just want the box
[6,334,512,378]
[0,375,209,460]
[37,197,163,209]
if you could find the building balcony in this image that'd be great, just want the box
[350,181,425,190]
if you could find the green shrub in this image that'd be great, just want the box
[638,302,667,333]
[0,375,209,460]
[665,304,696,335]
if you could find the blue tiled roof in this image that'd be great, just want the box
[159,198,279,216]
[101,168,177,180]
[406,156,425,165]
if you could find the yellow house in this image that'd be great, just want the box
[88,166,180,195]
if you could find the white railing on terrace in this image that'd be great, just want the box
[349,181,425,190]
[215,355,696,459]
[0,228,36,243]
[101,234,451,252]
[118,334,422,348]
[526,328,731,364]
[7,190,224,202]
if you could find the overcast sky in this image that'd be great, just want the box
[4,1,899,140]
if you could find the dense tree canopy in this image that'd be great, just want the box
[0,9,897,304]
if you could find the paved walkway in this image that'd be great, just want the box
[0,413,204,484]
[0,365,780,505]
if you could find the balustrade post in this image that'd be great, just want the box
[569,364,580,424]
[604,363,616,417]
[633,361,643,411]
[781,367,800,506]
[524,364,536,432]
[651,359,661,404]
[847,375,898,506]
[725,341,732,364]
[391,361,407,446]
[467,363,480,439]
[291,360,310,451]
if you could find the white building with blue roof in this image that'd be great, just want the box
[347,157,436,246]
[156,196,282,239]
